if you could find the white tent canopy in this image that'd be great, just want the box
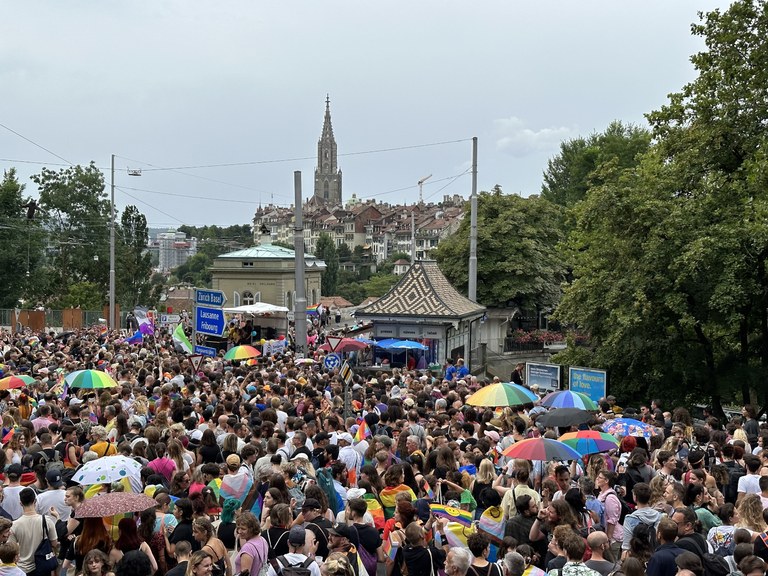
[223,303,289,315]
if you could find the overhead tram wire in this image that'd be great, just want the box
[127,138,471,172]
[0,122,73,166]
[116,186,187,226]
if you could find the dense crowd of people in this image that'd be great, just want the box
[2,323,768,576]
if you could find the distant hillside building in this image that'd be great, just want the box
[313,96,342,206]
[156,230,198,272]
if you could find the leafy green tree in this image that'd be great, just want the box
[433,186,566,311]
[336,282,366,305]
[60,281,104,310]
[541,121,651,208]
[378,252,410,275]
[315,233,339,296]
[337,243,352,261]
[362,274,399,297]
[117,205,153,307]
[0,170,46,307]
[171,253,212,287]
[555,0,768,413]
[33,162,110,301]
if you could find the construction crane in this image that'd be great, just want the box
[417,174,432,205]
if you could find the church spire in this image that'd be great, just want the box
[322,94,334,140]
[314,95,342,205]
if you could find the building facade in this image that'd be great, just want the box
[156,230,198,272]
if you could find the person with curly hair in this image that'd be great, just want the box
[234,512,268,576]
[736,493,768,535]
[82,549,115,576]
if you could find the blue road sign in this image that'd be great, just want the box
[195,345,217,357]
[195,306,226,337]
[195,289,227,308]
[324,353,341,370]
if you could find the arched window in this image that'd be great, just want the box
[233,291,241,307]
[286,291,293,309]
[324,181,329,199]
[243,291,255,305]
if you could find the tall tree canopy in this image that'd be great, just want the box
[553,0,768,412]
[315,233,339,297]
[433,186,566,311]
[117,205,153,307]
[33,162,110,304]
[541,121,651,208]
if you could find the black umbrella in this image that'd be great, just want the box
[536,407,593,428]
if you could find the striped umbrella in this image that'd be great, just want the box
[65,370,118,389]
[558,430,620,455]
[501,438,583,461]
[223,345,261,361]
[540,390,598,411]
[0,375,36,390]
[466,382,538,407]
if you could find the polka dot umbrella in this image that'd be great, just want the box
[75,492,158,518]
[72,454,143,486]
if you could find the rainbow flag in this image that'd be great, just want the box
[429,503,473,527]
[363,494,385,530]
[383,539,399,561]
[379,485,417,519]
[355,420,371,443]
[422,479,435,500]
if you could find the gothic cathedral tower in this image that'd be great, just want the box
[313,95,342,205]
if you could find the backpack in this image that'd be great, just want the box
[631,520,658,553]
[38,448,64,473]
[605,489,633,524]
[357,544,378,576]
[270,556,314,576]
[316,467,339,515]
[723,461,745,504]
[701,553,730,576]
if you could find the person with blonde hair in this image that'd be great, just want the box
[321,551,356,576]
[185,550,214,576]
[736,494,768,535]
[472,459,498,519]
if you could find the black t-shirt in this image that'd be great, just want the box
[394,544,445,576]
[33,447,60,467]
[305,518,332,560]
[171,520,201,552]
[167,560,188,576]
[200,444,223,464]
[353,523,381,555]
[218,522,237,550]
[266,527,290,559]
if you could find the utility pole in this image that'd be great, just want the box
[109,154,116,330]
[468,137,478,302]
[293,171,307,358]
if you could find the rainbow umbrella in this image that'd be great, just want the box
[501,438,583,461]
[223,345,261,361]
[466,382,538,407]
[540,390,598,411]
[558,430,620,455]
[65,370,118,389]
[0,375,35,390]
[601,417,657,439]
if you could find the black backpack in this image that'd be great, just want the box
[631,520,658,553]
[270,556,315,576]
[723,460,745,504]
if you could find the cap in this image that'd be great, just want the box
[68,397,83,406]
[46,468,64,488]
[288,525,306,546]
[301,498,322,510]
[226,454,241,467]
[190,430,203,442]
[338,433,353,445]
[328,523,355,540]
[484,430,500,442]
[6,463,23,479]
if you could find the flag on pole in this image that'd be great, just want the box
[134,307,155,336]
[125,330,143,344]
[422,479,435,500]
[173,324,193,354]
[429,503,473,527]
[355,420,370,443]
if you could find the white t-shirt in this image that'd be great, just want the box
[738,473,761,495]
[36,489,71,519]
[266,553,321,576]
[9,513,58,573]
[2,486,25,520]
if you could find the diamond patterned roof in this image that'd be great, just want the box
[357,260,485,319]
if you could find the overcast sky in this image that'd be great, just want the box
[2,1,731,229]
